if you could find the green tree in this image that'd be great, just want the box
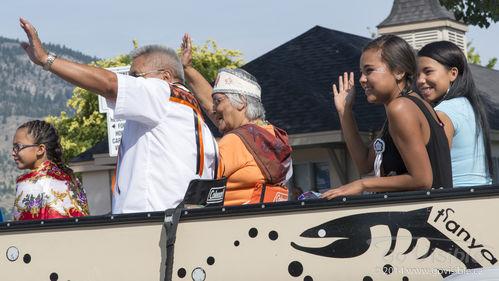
[47,39,243,161]
[183,38,244,82]
[46,53,132,161]
[485,57,498,68]
[467,41,497,68]
[439,0,499,28]
[366,27,377,39]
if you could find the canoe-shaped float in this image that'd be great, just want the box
[1,186,498,281]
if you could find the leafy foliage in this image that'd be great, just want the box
[467,41,497,68]
[46,54,132,162]
[467,41,481,64]
[366,27,378,39]
[439,0,499,28]
[48,39,244,161]
[485,57,498,68]
[183,38,244,82]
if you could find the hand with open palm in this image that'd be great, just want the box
[19,17,48,67]
[180,33,193,69]
[332,72,356,117]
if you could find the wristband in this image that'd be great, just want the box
[43,52,57,71]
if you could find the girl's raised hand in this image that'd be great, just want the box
[332,72,356,116]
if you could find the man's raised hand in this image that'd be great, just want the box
[19,17,48,67]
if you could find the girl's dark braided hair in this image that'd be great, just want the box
[18,120,82,193]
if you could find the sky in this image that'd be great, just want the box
[1,0,498,69]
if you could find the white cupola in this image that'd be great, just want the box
[377,0,468,53]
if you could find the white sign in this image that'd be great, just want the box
[107,114,127,157]
[98,66,131,113]
[99,65,131,157]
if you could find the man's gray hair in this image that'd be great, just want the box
[130,45,184,82]
[226,94,266,121]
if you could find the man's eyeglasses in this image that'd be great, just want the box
[12,144,39,154]
[129,69,165,78]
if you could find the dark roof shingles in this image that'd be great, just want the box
[243,26,385,135]
[378,0,456,28]
[71,26,499,162]
[69,139,109,163]
[469,64,499,130]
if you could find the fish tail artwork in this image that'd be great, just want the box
[291,207,483,278]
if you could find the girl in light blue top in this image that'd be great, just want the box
[417,41,493,187]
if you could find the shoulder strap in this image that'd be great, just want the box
[169,83,206,176]
[399,95,444,126]
[163,203,183,281]
[192,109,203,175]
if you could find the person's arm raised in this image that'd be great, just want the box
[333,72,375,175]
[321,97,433,200]
[180,33,216,125]
[19,17,118,101]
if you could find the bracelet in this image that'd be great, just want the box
[43,52,57,71]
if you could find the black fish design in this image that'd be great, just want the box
[291,207,482,270]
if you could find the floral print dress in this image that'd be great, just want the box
[13,161,90,221]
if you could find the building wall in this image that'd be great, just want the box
[82,170,112,215]
[378,19,468,53]
[288,130,499,191]
[71,159,114,215]
[82,170,113,215]
[71,131,499,210]
[287,145,360,193]
[387,27,466,53]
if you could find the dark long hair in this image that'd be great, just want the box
[363,34,417,93]
[18,120,82,192]
[363,35,418,138]
[418,41,493,177]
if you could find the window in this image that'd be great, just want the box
[313,162,331,191]
[287,161,331,193]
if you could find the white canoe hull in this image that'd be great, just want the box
[1,186,498,281]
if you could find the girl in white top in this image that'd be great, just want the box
[12,120,89,220]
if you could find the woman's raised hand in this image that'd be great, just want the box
[332,72,356,116]
[180,33,193,69]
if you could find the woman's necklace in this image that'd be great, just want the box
[253,120,269,126]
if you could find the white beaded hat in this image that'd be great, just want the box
[212,68,261,100]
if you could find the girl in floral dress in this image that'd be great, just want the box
[12,120,89,220]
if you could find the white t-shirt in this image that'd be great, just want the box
[106,75,218,214]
